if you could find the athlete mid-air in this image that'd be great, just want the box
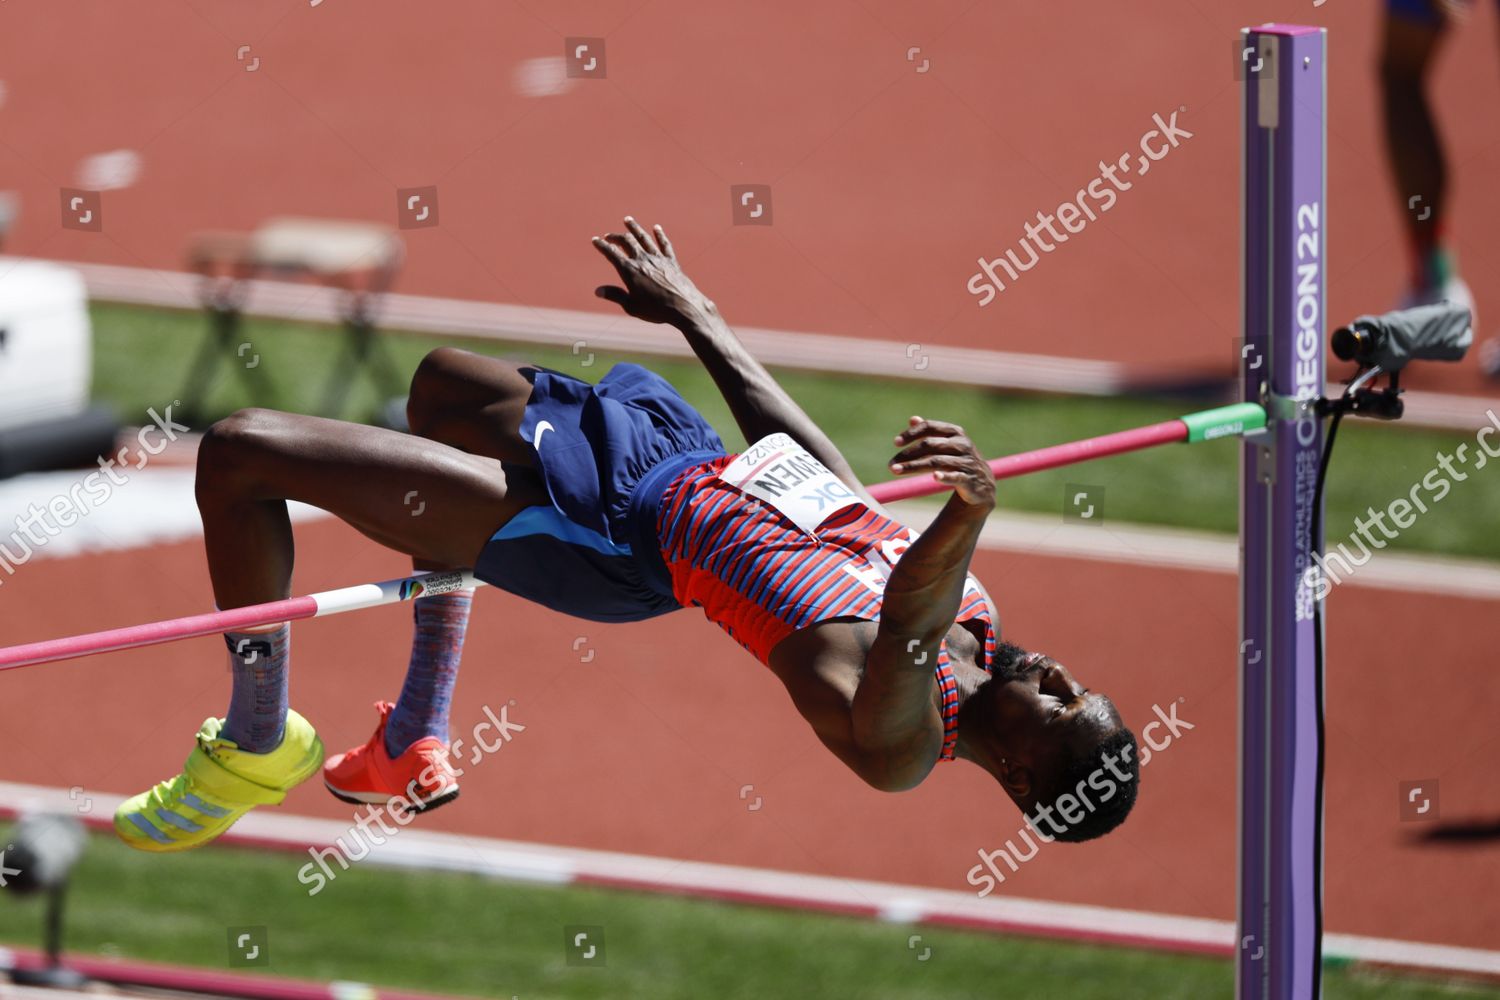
[115,218,1140,852]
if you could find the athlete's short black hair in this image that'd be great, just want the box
[1034,726,1140,843]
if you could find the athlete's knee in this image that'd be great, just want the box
[407,347,536,441]
[409,347,482,396]
[196,408,281,492]
[407,347,474,435]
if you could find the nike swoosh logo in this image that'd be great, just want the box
[532,420,555,449]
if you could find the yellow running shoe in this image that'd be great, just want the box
[114,711,323,852]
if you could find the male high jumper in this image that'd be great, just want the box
[115,219,1139,851]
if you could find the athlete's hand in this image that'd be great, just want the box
[592,218,714,329]
[889,417,996,509]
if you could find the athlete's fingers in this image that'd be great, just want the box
[624,216,658,255]
[893,424,959,448]
[601,233,639,263]
[894,417,966,445]
[889,453,973,475]
[891,430,974,454]
[936,467,996,506]
[592,236,631,270]
[913,418,965,439]
[611,226,646,258]
[654,224,676,259]
[889,436,973,468]
[600,233,635,256]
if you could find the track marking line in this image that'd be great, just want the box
[56,258,1498,431]
[890,503,1500,600]
[1,781,1494,981]
[0,468,328,562]
[3,467,1494,599]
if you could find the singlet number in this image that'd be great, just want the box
[842,532,917,596]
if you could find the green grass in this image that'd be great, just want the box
[89,302,1500,561]
[0,831,1491,1000]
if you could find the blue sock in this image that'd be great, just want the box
[385,590,473,757]
[222,625,290,753]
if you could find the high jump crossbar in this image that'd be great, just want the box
[1238,23,1327,1000]
[0,401,1263,673]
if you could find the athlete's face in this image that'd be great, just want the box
[982,644,1122,797]
[992,649,1116,731]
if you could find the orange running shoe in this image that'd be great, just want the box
[322,702,459,812]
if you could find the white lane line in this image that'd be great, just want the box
[1,463,1494,601]
[0,468,328,562]
[891,503,1500,601]
[512,56,572,98]
[61,260,1137,396]
[3,781,1495,980]
[57,258,1499,431]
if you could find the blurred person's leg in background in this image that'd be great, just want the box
[1378,0,1499,375]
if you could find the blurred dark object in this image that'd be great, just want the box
[0,258,121,480]
[2,813,88,988]
[1414,815,1500,844]
[186,218,406,426]
[0,405,120,479]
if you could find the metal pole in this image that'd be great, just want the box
[1239,23,1326,1000]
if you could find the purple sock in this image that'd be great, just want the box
[222,625,290,753]
[385,590,473,757]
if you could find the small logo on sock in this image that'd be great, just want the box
[226,635,274,664]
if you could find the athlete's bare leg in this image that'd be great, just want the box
[195,351,545,611]
[1379,12,1450,285]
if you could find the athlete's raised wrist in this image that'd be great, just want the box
[673,298,724,334]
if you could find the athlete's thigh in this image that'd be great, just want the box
[207,407,545,569]
[408,348,543,466]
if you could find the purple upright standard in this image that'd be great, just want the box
[1239,23,1326,1000]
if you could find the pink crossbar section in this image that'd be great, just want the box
[0,419,1190,672]
[0,595,318,672]
[868,418,1188,504]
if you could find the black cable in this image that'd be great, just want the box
[1307,398,1345,997]
[1311,407,1344,564]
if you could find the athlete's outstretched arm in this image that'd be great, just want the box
[851,420,995,790]
[591,217,878,507]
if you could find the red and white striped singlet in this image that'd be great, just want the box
[654,453,996,761]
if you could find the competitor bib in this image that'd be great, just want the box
[718,433,863,533]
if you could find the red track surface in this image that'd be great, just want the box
[4,2,1500,395]
[1,0,1497,959]
[0,516,1495,951]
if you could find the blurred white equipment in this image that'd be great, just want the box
[0,258,118,478]
[186,217,406,425]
